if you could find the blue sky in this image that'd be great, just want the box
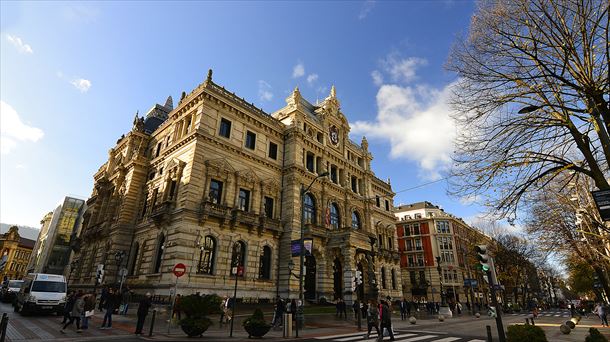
[1,1,484,228]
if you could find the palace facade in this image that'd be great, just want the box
[71,70,402,303]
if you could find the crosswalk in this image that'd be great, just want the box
[508,310,570,318]
[314,330,485,342]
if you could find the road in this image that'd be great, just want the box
[1,302,608,342]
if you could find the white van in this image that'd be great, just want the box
[15,273,67,315]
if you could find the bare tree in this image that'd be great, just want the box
[447,0,609,220]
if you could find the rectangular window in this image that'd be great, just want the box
[239,189,250,211]
[404,225,411,236]
[219,118,231,138]
[409,271,417,285]
[268,142,278,160]
[168,180,177,200]
[413,223,420,235]
[155,142,162,157]
[209,179,223,204]
[245,131,256,149]
[407,255,414,267]
[385,200,390,211]
[306,152,314,172]
[378,234,383,249]
[415,238,422,250]
[388,237,392,250]
[436,220,450,234]
[417,254,424,266]
[351,176,357,192]
[376,196,380,207]
[330,165,338,183]
[406,240,413,251]
[264,196,274,218]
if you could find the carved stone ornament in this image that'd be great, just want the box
[329,125,339,146]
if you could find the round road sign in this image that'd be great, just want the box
[173,263,187,277]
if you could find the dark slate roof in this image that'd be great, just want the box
[144,116,165,134]
[18,237,35,249]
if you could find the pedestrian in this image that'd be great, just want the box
[81,291,96,330]
[457,301,462,315]
[340,298,348,319]
[219,296,227,324]
[379,300,395,341]
[364,299,380,340]
[100,288,119,329]
[61,291,84,334]
[335,298,341,317]
[98,286,108,311]
[399,298,407,320]
[352,300,360,320]
[121,288,132,315]
[61,291,76,325]
[135,292,152,335]
[594,302,608,327]
[172,294,182,321]
[224,296,234,323]
[271,296,284,328]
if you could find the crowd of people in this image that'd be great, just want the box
[58,286,154,336]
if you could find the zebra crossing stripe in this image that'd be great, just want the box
[396,335,438,341]
[335,332,411,341]
[430,338,461,342]
[466,340,486,342]
[316,331,378,339]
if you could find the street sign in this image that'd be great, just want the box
[173,263,187,277]
[592,189,610,221]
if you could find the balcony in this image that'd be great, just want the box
[151,201,174,225]
[259,216,281,234]
[199,201,230,224]
[230,209,259,227]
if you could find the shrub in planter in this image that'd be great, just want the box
[243,308,271,339]
[506,324,547,342]
[178,294,222,337]
[586,328,609,342]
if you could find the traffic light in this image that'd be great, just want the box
[351,277,357,292]
[355,270,363,285]
[475,245,490,272]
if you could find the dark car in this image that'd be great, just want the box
[1,280,24,303]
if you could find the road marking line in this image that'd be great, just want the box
[466,340,486,342]
[396,335,438,341]
[430,338,461,342]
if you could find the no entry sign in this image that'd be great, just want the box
[173,263,187,277]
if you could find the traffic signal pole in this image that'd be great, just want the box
[487,259,505,342]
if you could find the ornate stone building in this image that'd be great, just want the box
[71,70,402,303]
[0,226,35,280]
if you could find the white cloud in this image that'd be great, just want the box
[292,62,305,78]
[371,70,383,86]
[459,194,482,205]
[258,80,273,101]
[15,164,26,169]
[307,74,319,85]
[359,0,376,20]
[6,34,33,54]
[1,101,44,155]
[381,54,428,84]
[70,78,91,93]
[351,82,457,180]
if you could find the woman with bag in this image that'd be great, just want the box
[81,291,96,330]
[61,291,84,333]
[365,299,380,340]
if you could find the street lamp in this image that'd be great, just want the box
[114,250,126,292]
[297,171,328,337]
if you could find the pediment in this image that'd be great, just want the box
[205,158,236,174]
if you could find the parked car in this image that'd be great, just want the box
[14,273,66,316]
[1,280,24,303]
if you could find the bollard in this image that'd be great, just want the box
[0,313,8,342]
[283,313,292,338]
[148,309,157,337]
[409,316,417,324]
[559,324,571,334]
[486,325,493,342]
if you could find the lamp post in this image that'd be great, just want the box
[297,171,328,337]
[114,250,126,293]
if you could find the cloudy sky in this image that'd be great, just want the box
[1,1,482,228]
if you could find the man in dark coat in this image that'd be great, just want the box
[379,300,395,341]
[135,293,152,335]
[100,288,119,329]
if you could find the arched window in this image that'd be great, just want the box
[351,211,361,229]
[303,193,316,224]
[154,234,165,273]
[128,242,139,276]
[381,267,387,289]
[391,269,397,290]
[330,203,340,229]
[197,235,216,275]
[259,246,271,280]
[231,241,246,277]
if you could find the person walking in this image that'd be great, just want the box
[100,288,119,329]
[61,291,76,325]
[379,300,395,341]
[98,286,108,311]
[352,300,360,320]
[219,296,227,324]
[135,292,152,335]
[340,298,348,319]
[81,291,96,330]
[61,291,84,334]
[399,298,407,320]
[365,299,380,340]
[271,296,284,328]
[594,302,608,327]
